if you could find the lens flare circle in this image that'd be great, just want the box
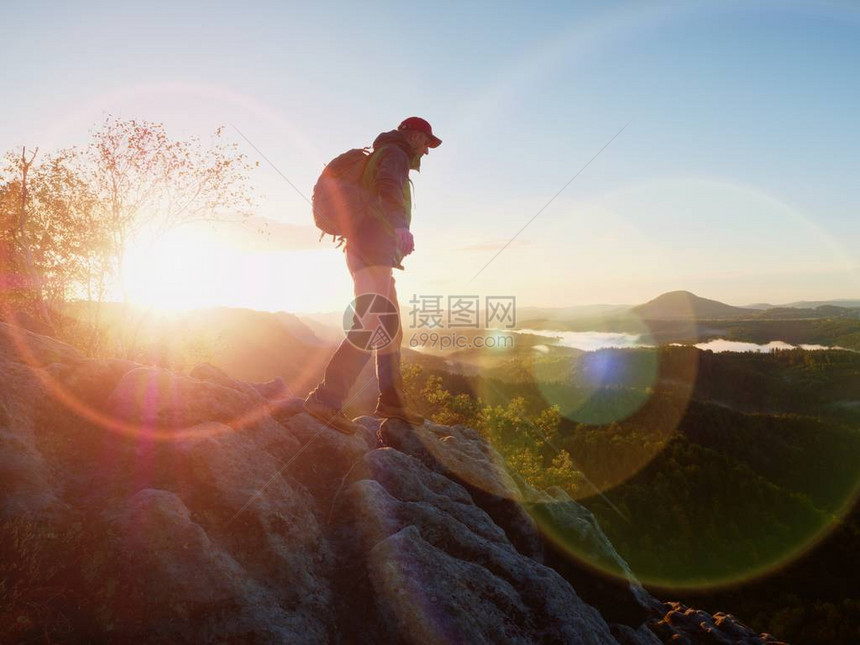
[528,311,662,427]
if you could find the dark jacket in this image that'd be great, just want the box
[347,130,418,269]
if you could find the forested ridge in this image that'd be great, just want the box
[399,346,860,644]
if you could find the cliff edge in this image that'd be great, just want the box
[0,322,785,644]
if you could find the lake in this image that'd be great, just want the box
[517,330,845,353]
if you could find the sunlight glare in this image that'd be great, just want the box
[122,228,220,312]
[122,226,353,313]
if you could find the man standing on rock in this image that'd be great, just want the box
[304,117,442,434]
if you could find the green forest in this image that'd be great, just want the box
[397,345,860,645]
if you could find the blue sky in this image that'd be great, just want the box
[2,0,858,312]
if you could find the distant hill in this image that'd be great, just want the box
[58,302,457,412]
[743,299,860,310]
[298,310,344,339]
[781,299,860,309]
[61,302,334,394]
[633,290,752,320]
[754,305,860,321]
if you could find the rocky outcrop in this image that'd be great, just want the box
[0,322,787,643]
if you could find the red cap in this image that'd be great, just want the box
[398,116,442,148]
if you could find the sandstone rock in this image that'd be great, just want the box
[380,419,520,499]
[0,356,66,518]
[379,419,544,560]
[0,431,58,517]
[0,321,83,367]
[250,375,290,400]
[89,488,322,643]
[340,448,617,644]
[191,362,302,414]
[650,602,788,644]
[107,366,281,436]
[0,327,788,644]
[610,623,664,645]
[53,357,141,408]
[524,485,661,626]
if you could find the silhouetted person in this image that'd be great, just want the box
[304,117,442,434]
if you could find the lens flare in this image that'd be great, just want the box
[527,310,663,427]
[0,319,298,445]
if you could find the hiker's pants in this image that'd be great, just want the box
[309,247,404,409]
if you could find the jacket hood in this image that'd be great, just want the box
[372,130,422,171]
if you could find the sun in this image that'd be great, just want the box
[121,225,355,314]
[121,227,221,312]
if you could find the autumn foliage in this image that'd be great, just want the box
[0,116,255,350]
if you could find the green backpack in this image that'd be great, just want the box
[312,147,374,244]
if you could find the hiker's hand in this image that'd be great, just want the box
[395,227,414,256]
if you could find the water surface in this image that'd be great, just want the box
[518,330,844,353]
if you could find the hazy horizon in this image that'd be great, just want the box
[75,291,860,317]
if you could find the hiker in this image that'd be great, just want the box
[304,117,442,434]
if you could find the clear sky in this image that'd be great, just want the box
[3,0,858,313]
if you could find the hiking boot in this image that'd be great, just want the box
[304,394,359,435]
[375,402,425,426]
